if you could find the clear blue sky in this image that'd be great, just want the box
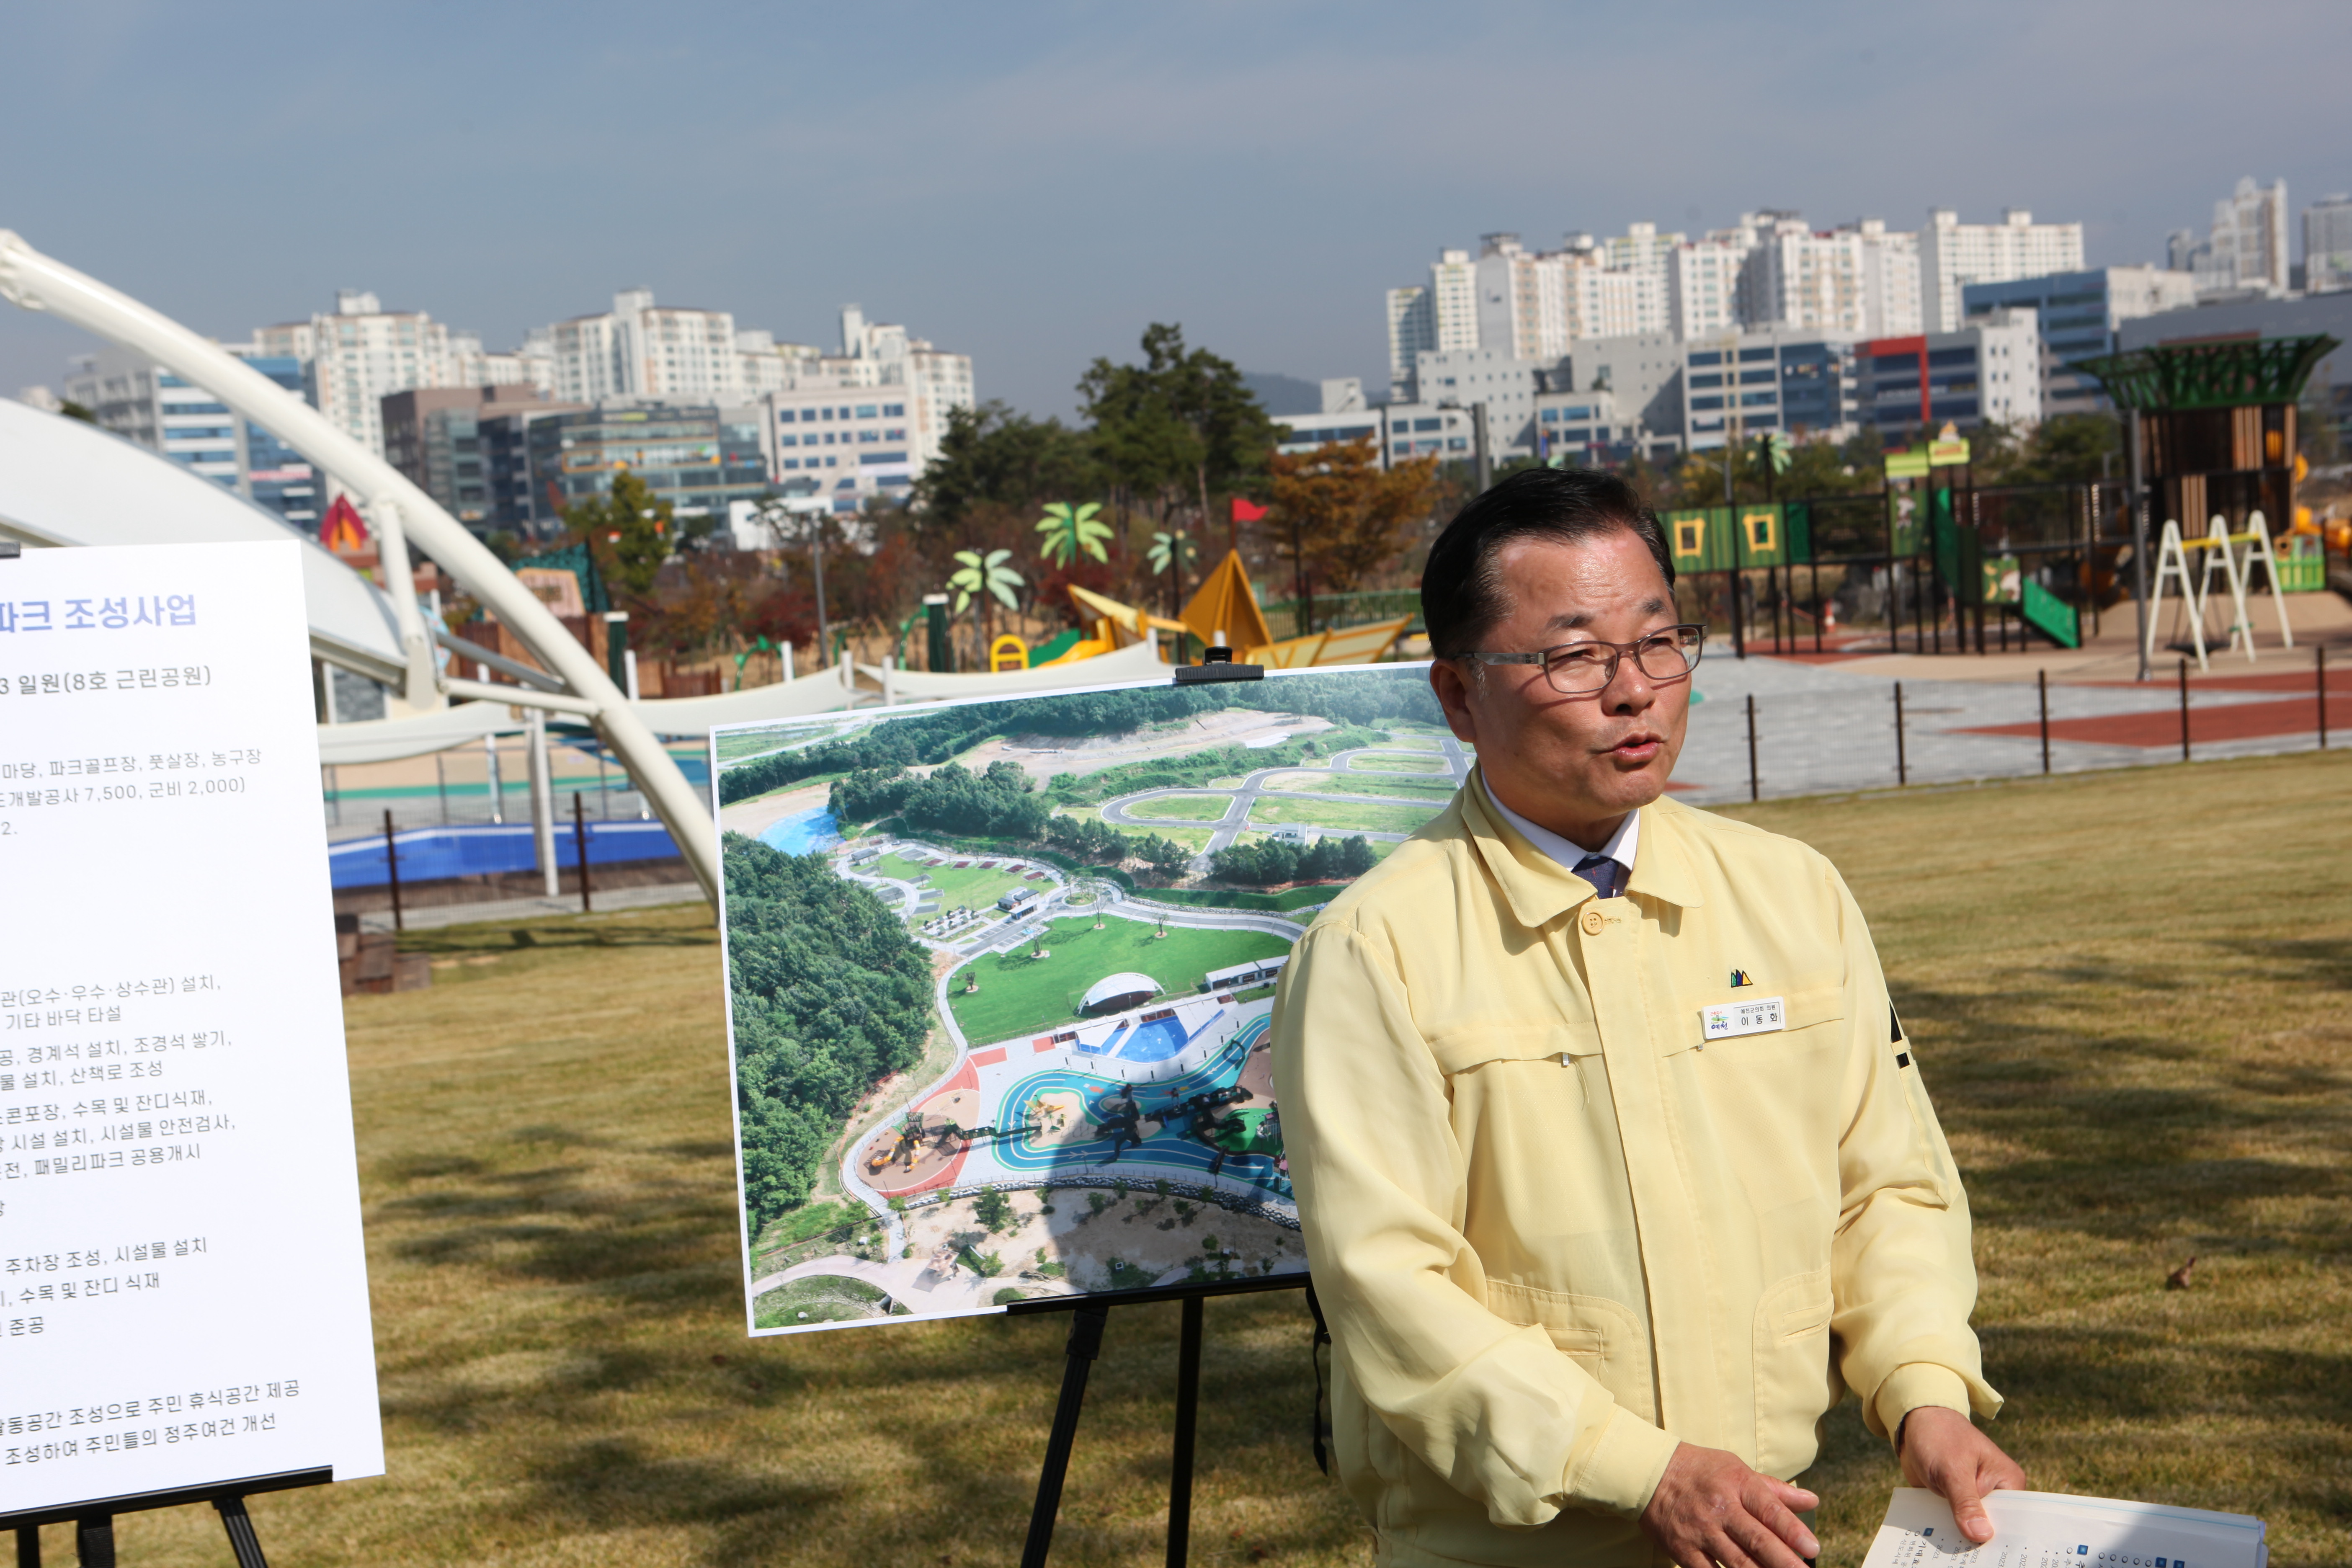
[2,0,2340,418]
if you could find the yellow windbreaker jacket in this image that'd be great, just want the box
[1271,776,1999,1568]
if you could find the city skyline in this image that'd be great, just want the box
[1,0,2342,420]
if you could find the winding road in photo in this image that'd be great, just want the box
[1099,738,1474,853]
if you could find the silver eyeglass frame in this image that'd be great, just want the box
[1457,624,1707,695]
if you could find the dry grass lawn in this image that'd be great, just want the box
[46,750,2351,1565]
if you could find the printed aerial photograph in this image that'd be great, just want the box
[714,665,1459,1333]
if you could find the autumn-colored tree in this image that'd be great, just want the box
[562,467,673,594]
[1267,439,1442,631]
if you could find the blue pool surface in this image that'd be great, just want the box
[1118,1016,1195,1063]
[758,806,842,856]
[328,820,681,889]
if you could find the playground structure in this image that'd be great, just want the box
[2143,512,2297,671]
[2079,333,2341,673]
[1008,550,1418,672]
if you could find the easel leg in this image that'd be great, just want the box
[214,1496,269,1568]
[1021,1304,1109,1568]
[1166,1295,1204,1568]
[72,1516,111,1568]
[16,1524,39,1568]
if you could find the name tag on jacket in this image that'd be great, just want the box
[1700,995,1786,1040]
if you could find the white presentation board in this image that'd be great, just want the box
[0,542,382,1515]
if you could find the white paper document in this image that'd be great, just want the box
[1862,1487,2267,1568]
[0,542,383,1515]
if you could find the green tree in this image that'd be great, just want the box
[562,467,673,594]
[914,402,1099,537]
[1079,323,1277,548]
[973,1186,1015,1234]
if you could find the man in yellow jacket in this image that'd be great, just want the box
[1271,468,2022,1568]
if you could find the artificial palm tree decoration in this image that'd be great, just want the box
[1148,528,1199,619]
[1035,501,1111,567]
[949,548,1025,647]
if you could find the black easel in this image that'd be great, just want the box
[1008,1276,1308,1568]
[1,1467,329,1568]
[1014,647,1300,1568]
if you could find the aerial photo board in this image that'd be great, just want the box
[713,663,1460,1334]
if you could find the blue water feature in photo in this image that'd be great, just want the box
[1117,1015,1196,1063]
[758,806,841,856]
[1081,1021,1133,1057]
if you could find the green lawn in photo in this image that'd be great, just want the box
[874,850,1029,911]
[1346,753,1450,774]
[1147,884,1345,913]
[1375,734,1445,752]
[944,915,1291,1045]
[1108,792,1236,823]
[1247,796,1443,834]
[1128,824,1220,852]
[753,1274,900,1328]
[1260,769,1457,801]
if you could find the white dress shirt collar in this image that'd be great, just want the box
[1485,784,1640,876]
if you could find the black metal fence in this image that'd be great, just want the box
[1679,478,2137,658]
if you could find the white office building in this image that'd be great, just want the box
[66,343,244,489]
[1563,332,1689,451]
[1855,308,2042,439]
[1919,209,2085,331]
[1961,267,2199,415]
[755,305,975,508]
[65,343,323,529]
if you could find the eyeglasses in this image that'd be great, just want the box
[1460,624,1706,695]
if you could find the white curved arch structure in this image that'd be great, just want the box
[0,397,413,679]
[0,230,720,906]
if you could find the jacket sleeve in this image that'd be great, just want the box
[1273,920,1681,1527]
[1823,870,2004,1442]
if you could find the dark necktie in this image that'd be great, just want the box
[1574,852,1626,902]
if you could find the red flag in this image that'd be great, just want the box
[1230,497,1267,523]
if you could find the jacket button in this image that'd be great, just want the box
[1581,906,1605,934]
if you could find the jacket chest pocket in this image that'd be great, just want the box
[1424,1016,1599,1076]
[1668,982,1846,1057]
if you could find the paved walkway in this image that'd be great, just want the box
[1673,599,2348,806]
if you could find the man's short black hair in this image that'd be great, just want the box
[1418,467,1675,659]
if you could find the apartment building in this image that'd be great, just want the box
[1920,209,2084,331]
[2305,194,2352,295]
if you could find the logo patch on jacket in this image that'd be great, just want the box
[1729,968,1754,988]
